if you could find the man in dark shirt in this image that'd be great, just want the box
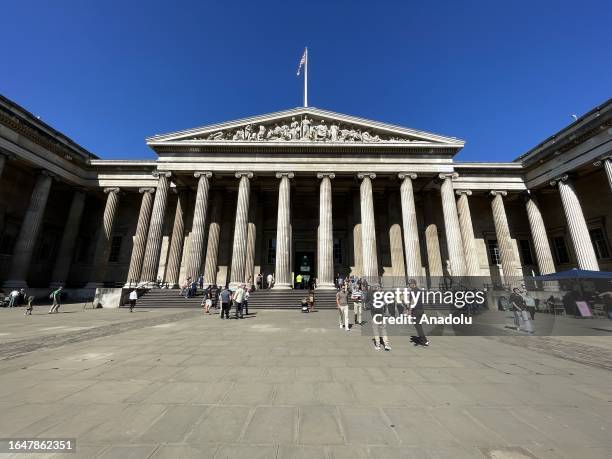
[509,288,526,330]
[409,279,428,346]
[219,285,232,319]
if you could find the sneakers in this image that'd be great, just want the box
[423,340,430,346]
[373,340,381,350]
[384,343,391,351]
[339,324,343,329]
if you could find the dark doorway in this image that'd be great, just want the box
[294,251,315,289]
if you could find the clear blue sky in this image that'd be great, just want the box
[1,0,610,161]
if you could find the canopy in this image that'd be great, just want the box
[530,269,612,281]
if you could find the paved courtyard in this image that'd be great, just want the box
[0,304,611,459]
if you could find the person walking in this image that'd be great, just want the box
[409,279,428,346]
[48,286,63,314]
[256,273,263,290]
[219,285,231,319]
[524,291,536,320]
[336,284,350,331]
[352,284,364,325]
[233,283,246,319]
[211,284,220,309]
[509,287,526,331]
[128,289,138,312]
[267,273,274,289]
[24,295,34,315]
[367,286,391,350]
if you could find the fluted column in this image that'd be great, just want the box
[455,190,480,277]
[423,193,443,279]
[204,192,223,286]
[439,173,466,277]
[164,190,187,288]
[4,171,54,288]
[229,172,252,287]
[551,175,599,271]
[244,192,258,285]
[273,172,294,289]
[388,193,406,284]
[490,191,521,283]
[124,188,154,287]
[358,173,379,284]
[524,192,556,275]
[140,172,171,283]
[317,172,335,289]
[185,172,211,281]
[594,157,612,193]
[398,173,421,278]
[49,189,86,287]
[85,188,121,288]
[352,190,363,277]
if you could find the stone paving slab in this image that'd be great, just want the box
[0,307,611,458]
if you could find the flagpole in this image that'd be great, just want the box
[304,47,308,108]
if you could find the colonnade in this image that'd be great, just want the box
[2,155,611,289]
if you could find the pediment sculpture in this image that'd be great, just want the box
[192,115,415,143]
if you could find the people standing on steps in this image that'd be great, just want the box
[129,289,138,312]
[267,273,274,289]
[48,286,63,314]
[336,284,350,331]
[256,273,263,290]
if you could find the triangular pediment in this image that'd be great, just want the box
[146,107,464,148]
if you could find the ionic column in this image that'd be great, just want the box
[49,189,86,288]
[490,191,521,283]
[550,175,599,271]
[439,173,466,277]
[164,189,187,288]
[244,191,258,285]
[455,190,480,277]
[317,172,335,289]
[3,171,54,288]
[358,173,379,284]
[524,192,556,275]
[185,172,211,281]
[594,157,612,193]
[273,172,294,289]
[140,172,171,283]
[203,192,223,286]
[423,193,443,278]
[124,188,154,287]
[388,193,406,283]
[398,173,422,278]
[85,188,121,288]
[229,172,252,286]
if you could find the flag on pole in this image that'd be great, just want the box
[296,48,307,76]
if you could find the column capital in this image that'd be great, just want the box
[357,172,376,180]
[455,189,472,196]
[398,172,417,180]
[489,190,508,197]
[275,172,295,179]
[316,172,335,179]
[438,172,459,181]
[103,187,121,194]
[138,187,155,194]
[235,171,254,179]
[194,171,213,179]
[549,174,570,187]
[152,171,172,179]
[593,156,612,167]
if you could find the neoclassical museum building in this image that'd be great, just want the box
[0,94,611,304]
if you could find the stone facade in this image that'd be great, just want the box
[1,95,611,295]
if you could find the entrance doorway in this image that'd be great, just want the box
[294,251,315,289]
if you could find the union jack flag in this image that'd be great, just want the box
[296,49,307,76]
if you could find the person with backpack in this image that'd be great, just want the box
[48,286,63,314]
